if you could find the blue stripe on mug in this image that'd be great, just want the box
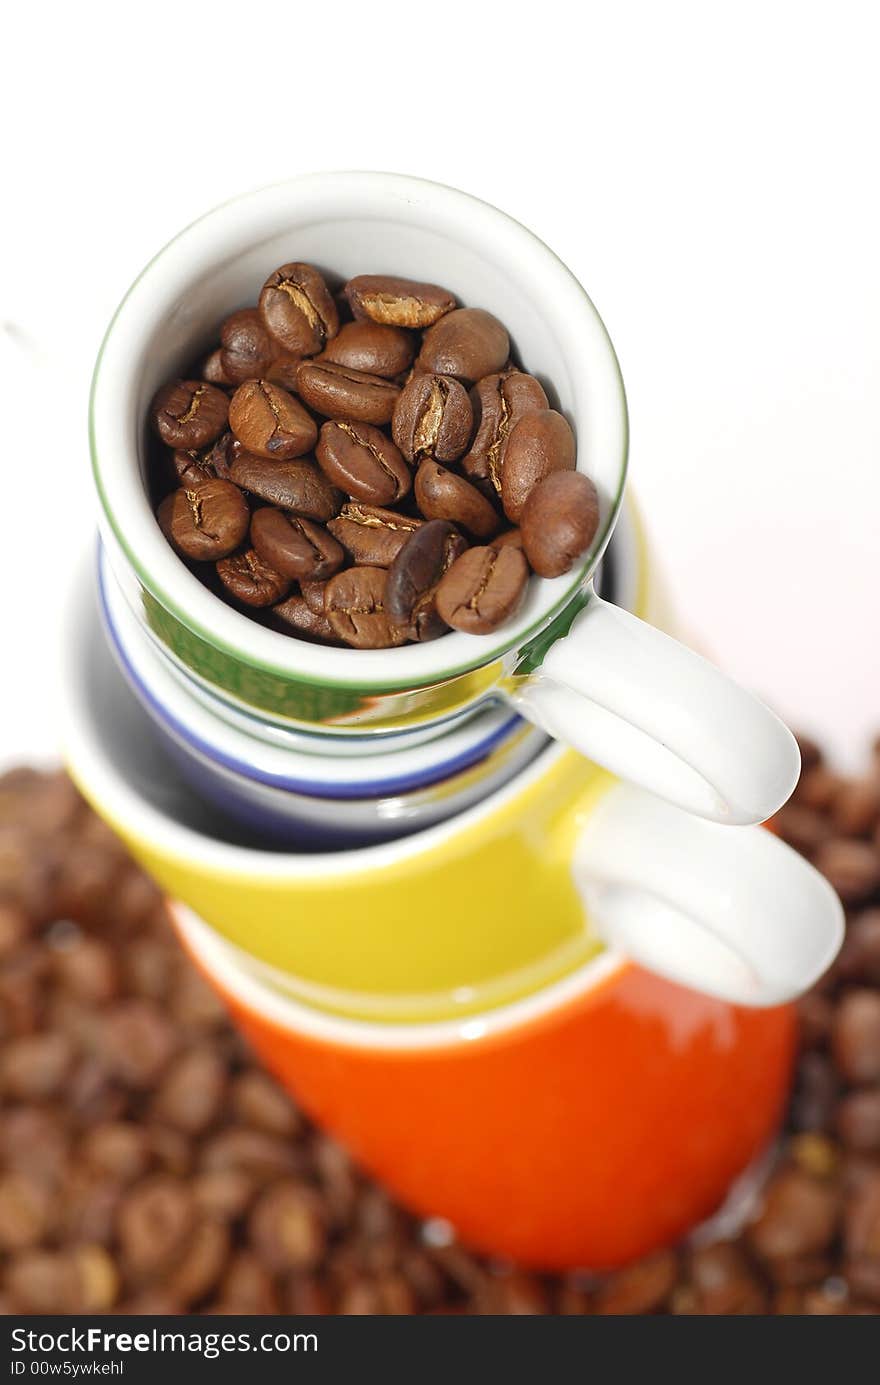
[97,551,524,802]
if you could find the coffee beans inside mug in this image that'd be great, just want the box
[149,259,602,648]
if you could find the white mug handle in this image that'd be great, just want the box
[572,782,843,1006]
[510,587,801,825]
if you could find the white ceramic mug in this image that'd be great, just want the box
[97,545,547,846]
[92,171,799,823]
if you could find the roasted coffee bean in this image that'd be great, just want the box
[148,263,603,643]
[556,1282,593,1315]
[80,1122,151,1184]
[192,1170,256,1223]
[844,1172,880,1259]
[837,1089,880,1152]
[172,965,227,1032]
[435,544,528,634]
[0,1032,73,1099]
[1,1105,68,1185]
[7,759,880,1316]
[152,380,229,449]
[385,520,467,641]
[345,275,455,328]
[157,480,249,562]
[831,778,880,838]
[814,839,880,904]
[248,1182,326,1272]
[790,1052,840,1132]
[789,1131,839,1179]
[0,767,80,836]
[463,370,548,492]
[837,911,880,985]
[216,550,291,607]
[117,1175,196,1280]
[772,802,829,856]
[171,448,216,491]
[324,567,407,649]
[521,469,600,577]
[200,431,237,481]
[251,509,344,581]
[201,349,234,386]
[0,902,28,959]
[794,734,824,774]
[414,461,499,539]
[199,1128,300,1179]
[796,765,848,811]
[0,1172,52,1251]
[228,453,341,522]
[228,380,317,461]
[319,321,415,378]
[220,1252,282,1314]
[230,1070,300,1139]
[300,579,328,614]
[845,1258,880,1305]
[166,1217,230,1307]
[832,989,880,1084]
[310,1136,358,1226]
[98,1000,177,1090]
[766,1250,835,1289]
[10,1246,119,1314]
[483,1271,550,1315]
[50,934,118,1003]
[594,1251,679,1315]
[750,1169,841,1260]
[151,1047,227,1135]
[265,353,305,392]
[219,309,276,384]
[417,307,509,383]
[328,504,423,567]
[171,434,235,495]
[316,420,411,505]
[687,1243,766,1314]
[392,373,473,464]
[798,989,835,1048]
[501,409,577,522]
[490,527,525,553]
[272,596,343,645]
[259,263,338,356]
[296,360,400,425]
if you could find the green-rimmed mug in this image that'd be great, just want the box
[92,172,798,824]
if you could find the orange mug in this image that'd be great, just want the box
[174,903,799,1271]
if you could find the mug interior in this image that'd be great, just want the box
[172,900,625,1052]
[92,172,628,691]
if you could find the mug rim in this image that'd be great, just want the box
[63,564,601,879]
[97,545,530,801]
[90,171,629,693]
[171,900,627,1052]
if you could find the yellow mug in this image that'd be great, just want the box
[63,533,842,1024]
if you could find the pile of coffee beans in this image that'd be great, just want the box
[2,741,880,1315]
[150,267,600,649]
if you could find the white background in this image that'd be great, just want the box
[2,0,878,771]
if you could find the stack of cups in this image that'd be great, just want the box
[64,174,844,1270]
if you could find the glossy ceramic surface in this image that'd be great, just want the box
[173,902,797,1271]
[64,589,842,1023]
[66,598,611,1018]
[92,172,627,729]
[98,548,547,845]
[91,175,800,829]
